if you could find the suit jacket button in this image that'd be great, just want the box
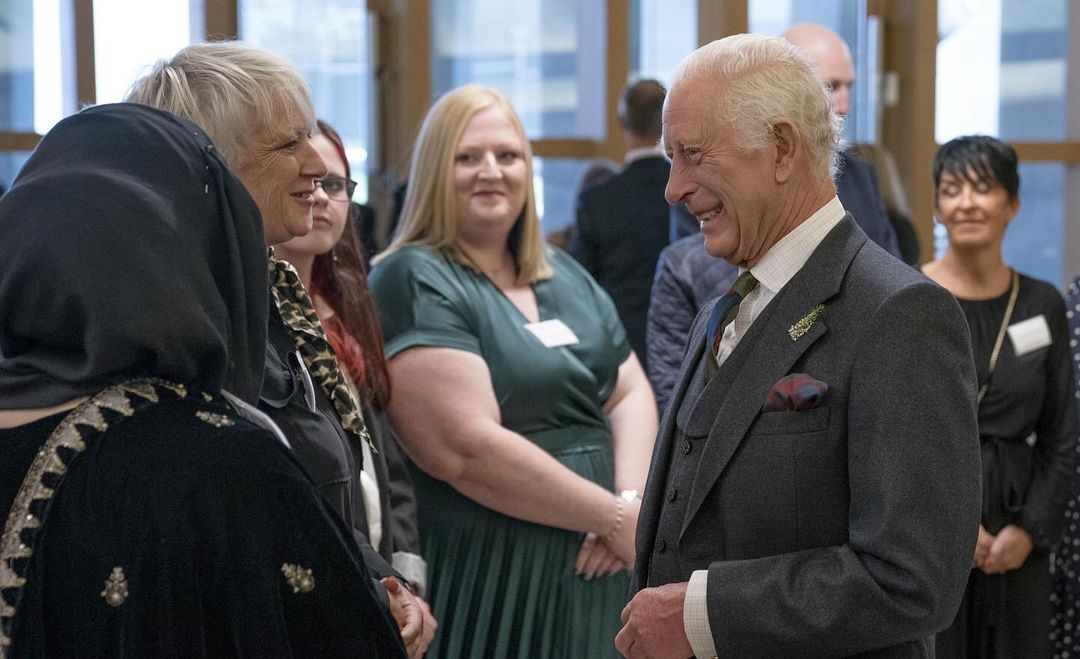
[681,439,692,454]
[667,487,678,502]
[656,537,666,553]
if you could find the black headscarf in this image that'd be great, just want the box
[0,103,267,407]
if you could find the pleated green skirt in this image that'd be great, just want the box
[415,432,629,659]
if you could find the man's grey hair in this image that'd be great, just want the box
[672,33,842,180]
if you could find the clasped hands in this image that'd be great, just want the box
[575,496,640,579]
[972,524,1033,574]
[382,576,438,658]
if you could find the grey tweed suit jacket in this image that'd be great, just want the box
[633,215,982,658]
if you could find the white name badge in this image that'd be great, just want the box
[524,319,580,348]
[1007,314,1052,357]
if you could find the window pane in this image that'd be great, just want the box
[631,0,696,84]
[430,0,605,140]
[94,0,199,104]
[0,151,33,192]
[936,0,1069,142]
[933,162,1065,285]
[241,0,375,202]
[0,0,70,133]
[534,157,603,238]
[748,0,871,142]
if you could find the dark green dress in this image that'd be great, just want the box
[370,245,632,659]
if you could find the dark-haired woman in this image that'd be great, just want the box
[923,135,1077,659]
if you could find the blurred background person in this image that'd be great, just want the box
[125,41,426,657]
[922,135,1077,659]
[646,233,739,413]
[1051,273,1080,658]
[274,118,437,652]
[782,22,900,259]
[0,102,405,658]
[570,78,671,372]
[850,142,921,265]
[545,157,617,249]
[369,84,657,659]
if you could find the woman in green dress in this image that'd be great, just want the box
[369,84,659,659]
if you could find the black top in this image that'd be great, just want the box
[0,103,267,406]
[1,390,406,659]
[956,273,1078,548]
[260,303,398,581]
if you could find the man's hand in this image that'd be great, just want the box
[972,525,994,569]
[980,524,1033,574]
[416,595,438,656]
[614,582,695,659]
[381,576,424,658]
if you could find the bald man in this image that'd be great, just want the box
[783,23,901,258]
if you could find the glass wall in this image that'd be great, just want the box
[935,0,1072,284]
[430,0,605,141]
[429,0,606,233]
[242,0,375,202]
[94,0,198,104]
[631,0,696,85]
[748,0,871,142]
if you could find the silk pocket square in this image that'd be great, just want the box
[763,373,829,412]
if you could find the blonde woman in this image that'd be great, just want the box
[370,85,657,659]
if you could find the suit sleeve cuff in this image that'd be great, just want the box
[391,551,428,598]
[684,570,717,659]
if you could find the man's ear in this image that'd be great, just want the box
[772,121,798,184]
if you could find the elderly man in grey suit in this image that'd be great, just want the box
[615,34,982,659]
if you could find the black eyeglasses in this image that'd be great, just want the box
[314,176,357,202]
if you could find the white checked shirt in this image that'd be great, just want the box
[684,196,846,658]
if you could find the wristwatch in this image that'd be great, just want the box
[618,489,641,502]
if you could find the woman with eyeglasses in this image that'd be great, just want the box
[275,120,438,654]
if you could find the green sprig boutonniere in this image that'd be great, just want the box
[788,304,825,341]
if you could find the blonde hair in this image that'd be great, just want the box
[672,33,841,181]
[125,40,315,168]
[375,84,550,284]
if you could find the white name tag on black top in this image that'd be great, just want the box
[524,319,580,348]
[1008,314,1052,357]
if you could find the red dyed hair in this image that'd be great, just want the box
[310,119,391,410]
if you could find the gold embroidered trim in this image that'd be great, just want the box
[788,304,826,341]
[196,411,235,428]
[100,567,128,607]
[281,563,315,593]
[0,379,186,658]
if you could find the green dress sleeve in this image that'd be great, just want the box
[369,246,481,359]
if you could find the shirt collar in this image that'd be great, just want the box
[624,145,665,165]
[749,196,845,295]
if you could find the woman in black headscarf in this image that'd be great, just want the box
[0,103,406,659]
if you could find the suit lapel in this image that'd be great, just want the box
[678,215,867,539]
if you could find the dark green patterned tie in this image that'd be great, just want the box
[268,254,377,456]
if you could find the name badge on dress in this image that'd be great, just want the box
[1007,314,1051,357]
[524,319,580,348]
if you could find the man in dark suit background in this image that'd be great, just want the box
[616,34,981,659]
[571,79,670,369]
